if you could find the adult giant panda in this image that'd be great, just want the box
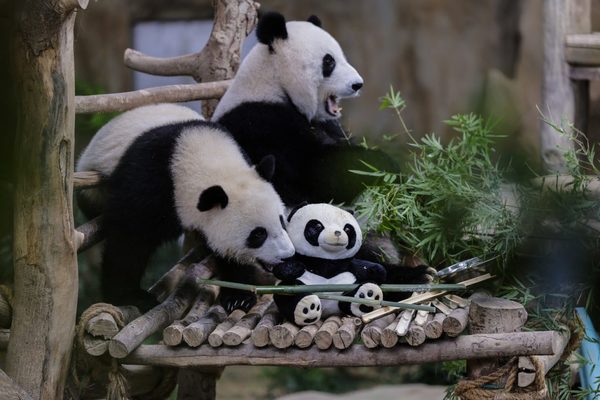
[213,12,396,206]
[77,104,294,310]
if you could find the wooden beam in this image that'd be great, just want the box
[518,330,570,387]
[566,33,600,65]
[73,170,103,189]
[7,2,79,398]
[0,369,33,400]
[540,0,590,173]
[570,66,600,80]
[75,80,231,114]
[122,331,558,368]
[75,215,103,252]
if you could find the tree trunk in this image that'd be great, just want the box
[6,1,83,398]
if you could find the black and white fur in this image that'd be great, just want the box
[77,105,294,310]
[273,203,387,325]
[213,12,396,206]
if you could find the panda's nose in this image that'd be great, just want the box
[334,230,342,237]
[351,82,363,92]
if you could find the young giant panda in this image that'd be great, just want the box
[77,105,295,310]
[213,12,397,206]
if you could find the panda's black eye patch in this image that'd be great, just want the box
[344,224,356,249]
[304,219,324,246]
[322,54,336,78]
[247,227,268,249]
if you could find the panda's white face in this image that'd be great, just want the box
[286,203,362,260]
[212,13,363,123]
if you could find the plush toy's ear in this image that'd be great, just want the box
[287,201,308,222]
[256,12,288,51]
[197,185,228,211]
[255,155,276,182]
[307,15,322,28]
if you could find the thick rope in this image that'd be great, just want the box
[454,356,547,400]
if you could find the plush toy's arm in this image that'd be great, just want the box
[273,258,307,281]
[349,258,387,284]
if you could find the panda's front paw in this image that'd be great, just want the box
[220,289,257,314]
[350,283,383,317]
[294,295,322,326]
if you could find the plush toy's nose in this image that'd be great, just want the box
[351,82,363,92]
[334,230,342,237]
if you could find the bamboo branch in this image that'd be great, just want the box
[317,293,435,313]
[75,81,231,114]
[123,331,560,367]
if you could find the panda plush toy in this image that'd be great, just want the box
[77,104,295,311]
[273,203,387,325]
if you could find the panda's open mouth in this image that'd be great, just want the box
[325,95,342,117]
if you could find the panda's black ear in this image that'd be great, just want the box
[255,155,276,182]
[307,15,322,28]
[256,12,288,49]
[287,201,308,222]
[345,208,355,216]
[197,185,229,211]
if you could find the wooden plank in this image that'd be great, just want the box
[566,33,600,65]
[122,331,558,368]
[570,66,600,80]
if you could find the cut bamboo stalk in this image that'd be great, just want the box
[75,215,104,253]
[208,309,245,347]
[333,317,360,350]
[182,305,227,348]
[406,324,426,347]
[443,307,470,337]
[223,295,273,346]
[83,334,108,356]
[251,303,280,348]
[149,250,212,303]
[362,274,495,323]
[413,305,431,326]
[318,293,434,313]
[109,262,213,358]
[361,314,397,349]
[432,299,452,315]
[381,313,402,348]
[163,285,219,346]
[315,316,342,350]
[440,296,458,310]
[270,322,300,349]
[424,313,446,339]
[123,331,560,367]
[295,321,322,349]
[445,294,470,308]
[395,309,415,337]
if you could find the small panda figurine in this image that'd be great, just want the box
[213,12,397,205]
[77,104,295,310]
[273,203,387,325]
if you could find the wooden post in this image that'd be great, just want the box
[7,0,86,398]
[541,0,591,173]
[177,368,223,400]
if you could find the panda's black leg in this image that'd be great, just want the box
[384,264,436,302]
[101,234,159,312]
[219,288,257,314]
[339,282,383,317]
[217,260,259,313]
[274,292,321,326]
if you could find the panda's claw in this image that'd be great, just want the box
[293,295,322,326]
[350,283,383,317]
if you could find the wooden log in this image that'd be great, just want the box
[540,0,591,173]
[0,291,11,329]
[8,5,79,397]
[381,313,402,348]
[406,324,426,347]
[86,312,119,339]
[565,33,600,65]
[73,171,103,189]
[270,322,300,349]
[177,367,223,400]
[223,295,273,346]
[0,329,9,350]
[0,369,33,400]
[395,309,415,337]
[250,304,280,348]
[123,331,559,368]
[109,262,213,358]
[149,251,212,303]
[424,313,446,339]
[333,317,360,350]
[467,296,528,380]
[295,321,322,349]
[75,216,103,253]
[570,66,600,80]
[518,330,570,387]
[182,305,227,348]
[443,307,470,337]
[82,334,108,357]
[315,316,342,350]
[208,309,245,348]
[360,314,397,349]
[163,285,219,346]
[413,307,431,326]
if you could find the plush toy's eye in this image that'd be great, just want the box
[322,54,336,78]
[247,227,268,248]
[343,224,357,249]
[304,219,325,246]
